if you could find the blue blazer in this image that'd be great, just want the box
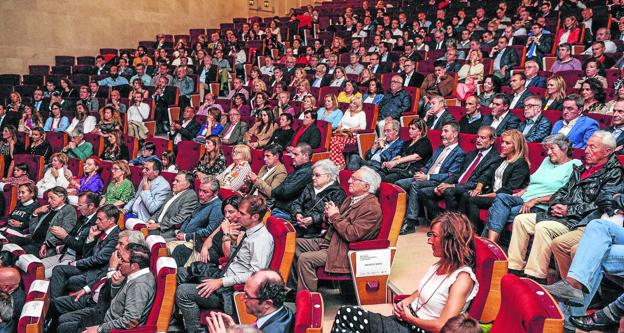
[526,76,547,88]
[365,138,404,163]
[482,112,521,136]
[551,115,599,149]
[518,114,552,142]
[420,144,466,183]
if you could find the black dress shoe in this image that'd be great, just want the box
[400,221,416,235]
[570,312,619,331]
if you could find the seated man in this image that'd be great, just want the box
[551,94,599,149]
[219,108,248,145]
[604,100,624,153]
[294,166,383,291]
[124,159,172,222]
[347,119,404,172]
[458,95,484,135]
[41,192,99,278]
[173,175,223,244]
[570,289,624,331]
[518,96,552,143]
[97,65,129,87]
[0,267,24,333]
[377,75,412,130]
[290,159,346,238]
[245,144,288,200]
[169,106,201,144]
[79,244,154,333]
[271,143,313,219]
[507,131,623,283]
[50,204,121,299]
[176,195,274,332]
[481,93,521,136]
[127,171,198,239]
[423,95,456,130]
[50,230,145,332]
[62,129,94,161]
[420,61,454,114]
[397,123,467,234]
[205,270,295,333]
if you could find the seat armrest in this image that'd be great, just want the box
[348,239,390,250]
[110,325,156,333]
[393,294,410,303]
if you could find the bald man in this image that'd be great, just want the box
[0,267,25,332]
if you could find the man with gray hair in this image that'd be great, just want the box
[347,119,403,172]
[518,95,552,142]
[293,166,382,291]
[62,129,94,160]
[508,131,623,284]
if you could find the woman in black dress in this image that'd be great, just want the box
[380,119,433,183]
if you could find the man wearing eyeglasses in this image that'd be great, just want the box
[402,60,424,88]
[605,100,624,154]
[517,96,552,142]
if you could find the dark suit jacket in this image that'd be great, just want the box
[61,214,97,259]
[427,110,456,130]
[403,72,425,87]
[0,113,19,131]
[364,138,404,163]
[259,306,295,333]
[526,34,553,65]
[199,66,218,83]
[220,121,249,145]
[370,63,391,74]
[487,158,531,194]
[526,75,547,88]
[169,119,201,142]
[380,52,397,63]
[518,114,552,143]
[287,123,322,149]
[76,226,120,282]
[269,76,290,87]
[448,148,501,189]
[482,112,521,135]
[492,47,519,78]
[309,75,331,88]
[428,39,447,50]
[606,126,624,154]
[508,89,533,109]
[421,144,466,183]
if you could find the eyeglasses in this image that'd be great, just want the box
[312,173,327,178]
[349,176,368,184]
[523,104,540,108]
[243,292,263,301]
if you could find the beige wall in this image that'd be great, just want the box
[249,0,316,18]
[0,0,248,74]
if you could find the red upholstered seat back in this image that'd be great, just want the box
[294,290,324,333]
[468,237,508,321]
[145,137,172,156]
[128,165,144,188]
[83,133,103,156]
[145,235,167,273]
[16,254,44,294]
[265,217,296,281]
[99,160,113,186]
[17,300,45,333]
[143,257,177,331]
[377,182,401,244]
[13,154,45,180]
[490,274,563,333]
[175,141,203,171]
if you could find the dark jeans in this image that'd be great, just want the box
[176,283,225,333]
[395,178,439,222]
[466,195,496,232]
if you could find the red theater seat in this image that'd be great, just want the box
[18,299,47,333]
[16,254,44,293]
[467,237,508,322]
[294,290,324,333]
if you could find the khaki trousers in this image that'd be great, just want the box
[552,227,584,279]
[508,213,570,279]
[295,238,328,292]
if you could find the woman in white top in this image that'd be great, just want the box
[331,212,479,333]
[216,144,252,191]
[328,96,367,169]
[66,102,97,134]
[36,152,72,198]
[329,67,347,88]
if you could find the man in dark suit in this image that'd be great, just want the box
[378,43,397,63]
[518,96,552,143]
[403,43,423,62]
[423,95,456,130]
[152,76,173,136]
[169,106,201,143]
[220,109,249,145]
[482,93,521,135]
[0,105,19,131]
[419,126,501,223]
[525,23,553,68]
[490,36,520,82]
[606,100,624,154]
[397,123,466,234]
[205,270,295,333]
[49,204,121,300]
[524,60,547,88]
[508,73,533,109]
[402,60,425,88]
[459,96,484,135]
[347,119,403,172]
[0,267,24,333]
[41,192,99,278]
[429,30,447,51]
[309,64,331,88]
[368,53,390,74]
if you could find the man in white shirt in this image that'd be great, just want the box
[126,92,151,139]
[581,28,618,55]
[260,56,275,76]
[508,73,532,109]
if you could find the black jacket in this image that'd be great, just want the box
[485,158,531,194]
[287,124,322,149]
[290,181,347,237]
[426,110,456,130]
[491,47,519,79]
[259,306,295,333]
[61,214,97,259]
[169,119,201,142]
[606,126,624,154]
[481,112,521,135]
[448,148,501,190]
[540,154,624,229]
[402,71,425,88]
[518,114,552,143]
[76,227,120,282]
[272,162,313,211]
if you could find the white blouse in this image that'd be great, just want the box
[493,160,509,192]
[338,111,367,130]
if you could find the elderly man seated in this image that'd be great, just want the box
[0,267,24,333]
[507,131,623,284]
[347,119,404,172]
[293,166,383,291]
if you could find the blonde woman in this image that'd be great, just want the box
[216,144,252,191]
[36,152,73,198]
[328,96,367,168]
[289,68,308,89]
[543,75,567,110]
[315,94,343,129]
[456,49,485,101]
[293,80,313,102]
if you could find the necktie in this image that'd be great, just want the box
[221,233,248,275]
[459,152,483,184]
[427,147,450,175]
[223,123,236,139]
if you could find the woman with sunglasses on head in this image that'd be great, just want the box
[332,212,479,333]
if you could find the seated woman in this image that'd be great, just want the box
[483,134,581,242]
[170,196,240,267]
[268,113,295,149]
[337,80,363,104]
[243,109,277,149]
[195,107,224,143]
[0,125,24,177]
[553,15,581,46]
[574,59,608,90]
[605,84,624,115]
[27,127,52,161]
[216,144,252,191]
[2,183,38,235]
[328,96,368,168]
[43,102,70,132]
[67,156,104,205]
[464,129,531,229]
[289,68,308,89]
[332,212,479,333]
[477,75,501,107]
[161,150,178,173]
[329,66,347,88]
[194,136,227,178]
[290,159,346,237]
[59,78,77,99]
[362,79,385,105]
[581,78,607,114]
[358,68,373,87]
[301,95,317,114]
[455,49,484,101]
[66,101,97,134]
[100,129,130,161]
[93,106,122,135]
[18,105,43,134]
[250,91,272,118]
[101,160,135,208]
[315,94,344,129]
[293,80,313,102]
[129,78,149,99]
[380,119,433,183]
[0,163,33,190]
[36,152,72,198]
[231,93,251,118]
[543,75,567,111]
